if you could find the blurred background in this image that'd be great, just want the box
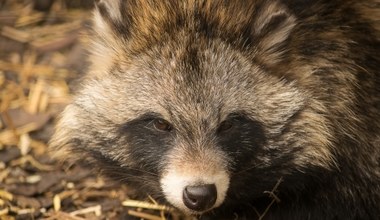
[0,1,187,219]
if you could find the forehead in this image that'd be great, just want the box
[78,37,303,135]
[119,39,259,120]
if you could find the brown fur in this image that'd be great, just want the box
[51,0,380,219]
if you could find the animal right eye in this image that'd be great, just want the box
[153,119,173,132]
[217,120,234,133]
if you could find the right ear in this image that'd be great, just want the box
[89,0,133,77]
[95,0,123,22]
[93,0,129,37]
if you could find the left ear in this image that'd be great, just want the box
[252,1,296,66]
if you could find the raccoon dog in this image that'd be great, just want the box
[50,0,380,219]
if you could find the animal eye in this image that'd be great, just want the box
[217,120,233,133]
[153,119,172,132]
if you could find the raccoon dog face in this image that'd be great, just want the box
[51,0,340,215]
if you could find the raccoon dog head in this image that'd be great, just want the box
[51,0,335,215]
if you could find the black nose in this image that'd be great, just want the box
[182,184,217,211]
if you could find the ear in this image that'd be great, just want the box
[253,1,296,66]
[88,0,132,77]
[93,0,127,36]
[95,0,123,22]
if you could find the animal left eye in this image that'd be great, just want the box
[153,119,173,132]
[217,120,233,133]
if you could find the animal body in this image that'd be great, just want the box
[50,0,380,219]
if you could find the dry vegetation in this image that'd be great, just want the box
[0,0,189,219]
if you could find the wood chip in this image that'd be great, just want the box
[31,32,78,52]
[36,172,64,193]
[122,199,174,212]
[0,190,13,201]
[8,184,38,197]
[127,210,163,220]
[15,195,41,209]
[0,60,54,77]
[27,78,44,114]
[25,174,41,184]
[15,12,45,27]
[0,147,21,164]
[43,211,87,220]
[1,26,31,43]
[0,169,10,182]
[0,207,9,216]
[9,205,35,216]
[18,133,31,155]
[53,194,60,212]
[0,11,17,25]
[70,205,102,217]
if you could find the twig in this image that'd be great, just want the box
[258,177,283,220]
[10,155,55,171]
[122,199,174,212]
